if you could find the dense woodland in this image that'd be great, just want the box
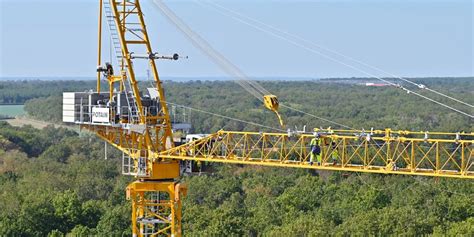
[5,77,473,133]
[0,78,473,236]
[0,80,96,104]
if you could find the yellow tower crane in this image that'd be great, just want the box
[61,1,474,236]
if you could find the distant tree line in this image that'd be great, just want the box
[0,80,98,104]
[21,78,474,132]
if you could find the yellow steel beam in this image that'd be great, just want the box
[90,1,473,236]
[108,0,145,122]
[97,0,103,93]
[158,130,474,179]
[87,124,473,179]
[126,180,185,237]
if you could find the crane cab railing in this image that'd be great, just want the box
[63,92,166,127]
[65,104,162,126]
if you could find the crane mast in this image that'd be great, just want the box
[94,0,184,235]
[59,0,474,236]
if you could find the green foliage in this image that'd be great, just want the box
[182,170,474,236]
[48,229,64,237]
[19,78,474,131]
[95,205,131,236]
[0,80,97,104]
[53,190,82,232]
[68,225,96,236]
[1,78,473,235]
[0,123,131,236]
[24,96,62,122]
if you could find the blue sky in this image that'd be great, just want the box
[0,0,472,78]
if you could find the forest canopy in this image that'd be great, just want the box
[19,77,474,133]
[0,78,473,236]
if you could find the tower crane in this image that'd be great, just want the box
[61,1,474,236]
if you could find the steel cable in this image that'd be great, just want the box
[152,0,358,129]
[166,101,287,132]
[198,0,474,119]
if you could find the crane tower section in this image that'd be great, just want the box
[63,0,185,235]
[60,0,474,236]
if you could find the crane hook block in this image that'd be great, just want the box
[263,95,284,128]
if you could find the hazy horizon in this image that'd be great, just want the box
[1,75,472,82]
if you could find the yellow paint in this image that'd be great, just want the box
[83,1,474,236]
[263,94,284,127]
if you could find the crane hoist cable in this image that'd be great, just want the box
[166,101,287,132]
[144,77,287,131]
[204,0,474,110]
[197,0,474,119]
[152,0,358,129]
[152,0,282,128]
[153,0,266,101]
[279,104,354,130]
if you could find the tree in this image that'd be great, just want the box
[53,190,82,232]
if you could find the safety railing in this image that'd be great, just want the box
[158,130,474,179]
[71,104,163,126]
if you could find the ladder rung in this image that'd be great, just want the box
[118,11,138,14]
[114,2,135,7]
[125,40,147,44]
[127,28,143,32]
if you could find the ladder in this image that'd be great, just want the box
[122,150,149,177]
[103,0,140,123]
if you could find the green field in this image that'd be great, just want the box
[0,104,25,117]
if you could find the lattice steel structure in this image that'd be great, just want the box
[160,129,474,179]
[74,1,474,236]
[89,0,183,236]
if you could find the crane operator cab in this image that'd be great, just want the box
[64,52,183,133]
[62,88,161,129]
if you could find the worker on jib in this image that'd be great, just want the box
[309,134,322,165]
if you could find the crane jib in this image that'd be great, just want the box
[58,1,474,236]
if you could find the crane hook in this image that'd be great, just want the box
[263,95,284,128]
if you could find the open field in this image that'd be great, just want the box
[4,116,74,130]
[0,104,25,117]
[5,117,49,129]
